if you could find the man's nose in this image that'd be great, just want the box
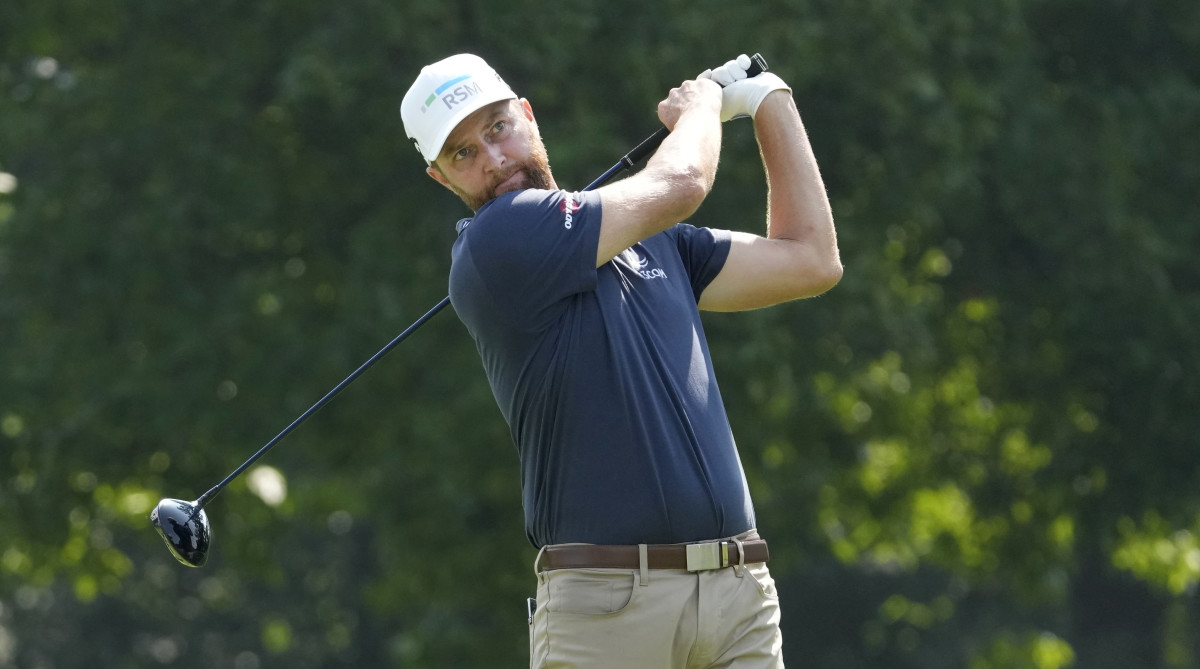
[481,141,507,172]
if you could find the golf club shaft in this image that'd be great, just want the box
[190,53,770,515]
[192,297,450,511]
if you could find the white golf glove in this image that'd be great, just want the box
[699,54,792,122]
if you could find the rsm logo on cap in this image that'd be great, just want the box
[421,75,483,114]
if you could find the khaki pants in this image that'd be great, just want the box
[529,549,783,668]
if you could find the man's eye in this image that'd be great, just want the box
[453,147,473,161]
[492,120,507,134]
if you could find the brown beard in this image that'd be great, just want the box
[452,135,555,211]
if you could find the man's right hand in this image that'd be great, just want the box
[657,78,723,131]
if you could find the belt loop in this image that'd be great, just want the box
[534,545,547,583]
[638,544,649,586]
[731,536,746,578]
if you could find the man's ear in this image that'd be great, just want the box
[521,98,535,122]
[426,164,451,189]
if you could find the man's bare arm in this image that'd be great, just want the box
[699,91,841,311]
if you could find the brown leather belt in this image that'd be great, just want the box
[539,538,769,572]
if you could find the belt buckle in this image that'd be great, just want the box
[686,541,729,572]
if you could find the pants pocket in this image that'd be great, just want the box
[546,569,639,616]
[747,563,779,600]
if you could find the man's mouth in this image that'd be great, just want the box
[493,170,526,197]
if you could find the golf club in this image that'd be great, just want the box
[152,54,769,567]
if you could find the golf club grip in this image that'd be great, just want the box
[622,53,769,168]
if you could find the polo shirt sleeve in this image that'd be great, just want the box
[454,189,601,329]
[665,223,732,303]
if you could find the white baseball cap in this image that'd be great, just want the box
[401,54,518,163]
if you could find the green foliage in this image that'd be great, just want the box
[3,0,1200,666]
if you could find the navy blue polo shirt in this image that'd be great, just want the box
[448,188,755,548]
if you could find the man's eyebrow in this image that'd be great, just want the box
[480,106,510,126]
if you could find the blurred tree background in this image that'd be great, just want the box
[2,0,1198,666]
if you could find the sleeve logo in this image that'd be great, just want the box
[559,193,581,229]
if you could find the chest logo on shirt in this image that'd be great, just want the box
[559,195,581,229]
[622,249,668,280]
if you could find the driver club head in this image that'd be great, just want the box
[150,498,211,567]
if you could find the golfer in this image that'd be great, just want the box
[402,53,840,668]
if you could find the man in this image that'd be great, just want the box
[401,53,840,668]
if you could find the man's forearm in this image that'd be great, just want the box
[644,103,723,208]
[593,81,723,265]
[754,92,837,260]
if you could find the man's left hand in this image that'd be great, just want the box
[699,54,792,122]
